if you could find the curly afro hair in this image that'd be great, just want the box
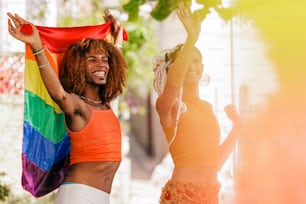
[59,38,128,103]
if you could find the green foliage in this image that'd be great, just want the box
[0,184,10,202]
[123,0,237,22]
[123,18,156,96]
[0,172,10,202]
[122,0,146,21]
[150,0,188,21]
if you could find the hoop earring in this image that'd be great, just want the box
[200,73,210,87]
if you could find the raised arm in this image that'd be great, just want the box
[156,2,202,127]
[165,2,201,89]
[103,9,124,52]
[7,13,76,114]
[219,104,242,169]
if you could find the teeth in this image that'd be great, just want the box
[94,71,105,77]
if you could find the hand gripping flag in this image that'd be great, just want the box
[22,21,127,197]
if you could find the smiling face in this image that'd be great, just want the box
[184,48,203,85]
[85,49,110,85]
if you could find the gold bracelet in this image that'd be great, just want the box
[38,62,49,69]
[33,47,45,56]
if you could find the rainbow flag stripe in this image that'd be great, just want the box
[22,22,118,197]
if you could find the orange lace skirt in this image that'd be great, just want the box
[160,180,220,204]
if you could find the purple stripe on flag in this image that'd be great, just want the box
[21,153,70,197]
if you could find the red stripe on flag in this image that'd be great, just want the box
[37,22,113,54]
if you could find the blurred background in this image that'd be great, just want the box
[1,0,306,203]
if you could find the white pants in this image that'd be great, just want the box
[54,183,110,204]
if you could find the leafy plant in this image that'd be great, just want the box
[123,0,236,22]
[0,172,10,202]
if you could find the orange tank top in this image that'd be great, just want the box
[68,106,122,165]
[162,96,220,168]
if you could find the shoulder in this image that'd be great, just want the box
[156,96,179,128]
[199,99,213,110]
[66,93,90,116]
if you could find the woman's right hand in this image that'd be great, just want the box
[7,13,43,51]
[176,1,202,44]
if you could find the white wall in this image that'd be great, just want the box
[0,95,24,194]
[1,0,25,53]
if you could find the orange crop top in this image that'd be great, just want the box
[68,107,122,165]
[162,96,220,168]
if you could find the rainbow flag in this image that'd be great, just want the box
[22,22,127,197]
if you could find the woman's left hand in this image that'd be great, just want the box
[176,1,202,44]
[224,104,241,126]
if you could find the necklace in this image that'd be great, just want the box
[80,96,102,104]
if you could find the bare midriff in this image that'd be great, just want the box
[64,161,121,193]
[171,166,218,185]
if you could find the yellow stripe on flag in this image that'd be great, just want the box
[24,59,62,113]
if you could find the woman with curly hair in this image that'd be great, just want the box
[153,2,241,203]
[7,10,127,204]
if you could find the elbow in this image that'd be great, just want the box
[50,88,67,103]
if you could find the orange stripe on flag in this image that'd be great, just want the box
[25,45,61,76]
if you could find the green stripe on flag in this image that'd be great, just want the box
[24,60,62,114]
[24,91,67,143]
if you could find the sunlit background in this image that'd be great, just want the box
[1,0,306,203]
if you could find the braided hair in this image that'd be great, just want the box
[152,44,183,96]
